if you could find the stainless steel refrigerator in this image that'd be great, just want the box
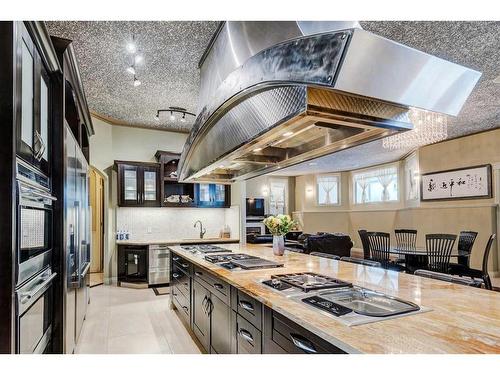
[63,123,91,354]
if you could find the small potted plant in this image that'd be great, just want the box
[263,214,297,256]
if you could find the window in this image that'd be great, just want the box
[316,175,340,205]
[269,181,286,215]
[353,166,399,204]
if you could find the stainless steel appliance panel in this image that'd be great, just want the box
[16,268,56,353]
[64,123,77,354]
[333,29,482,116]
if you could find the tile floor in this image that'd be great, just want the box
[75,284,201,354]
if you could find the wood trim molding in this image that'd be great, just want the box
[91,111,190,135]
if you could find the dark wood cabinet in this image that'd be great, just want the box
[192,280,210,352]
[210,293,232,354]
[115,161,161,207]
[263,306,346,354]
[15,22,52,176]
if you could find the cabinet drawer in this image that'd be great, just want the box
[236,314,262,354]
[149,267,170,285]
[234,289,262,330]
[171,264,190,296]
[269,309,346,354]
[172,287,190,324]
[194,266,230,305]
[172,254,193,275]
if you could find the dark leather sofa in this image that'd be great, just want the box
[247,232,353,258]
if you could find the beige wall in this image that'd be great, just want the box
[293,128,500,272]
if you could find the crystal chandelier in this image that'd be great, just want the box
[382,108,448,150]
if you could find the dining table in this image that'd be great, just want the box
[389,246,470,274]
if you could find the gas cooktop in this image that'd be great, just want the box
[204,253,284,271]
[263,272,352,293]
[204,253,252,263]
[181,244,230,254]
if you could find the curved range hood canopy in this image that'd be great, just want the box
[178,21,481,183]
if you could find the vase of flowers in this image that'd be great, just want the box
[263,214,297,256]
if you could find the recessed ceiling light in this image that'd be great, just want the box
[308,162,317,166]
[126,66,136,75]
[134,55,143,64]
[126,42,137,54]
[253,147,262,152]
[494,74,500,84]
[283,131,294,137]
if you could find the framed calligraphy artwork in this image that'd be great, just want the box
[420,164,492,201]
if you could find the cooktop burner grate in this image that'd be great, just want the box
[204,253,253,263]
[270,272,352,292]
[181,244,230,254]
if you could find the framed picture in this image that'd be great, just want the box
[420,164,492,201]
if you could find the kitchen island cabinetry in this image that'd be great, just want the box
[169,249,345,354]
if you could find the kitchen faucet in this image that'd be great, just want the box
[194,220,206,239]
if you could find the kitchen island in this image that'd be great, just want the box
[169,243,500,354]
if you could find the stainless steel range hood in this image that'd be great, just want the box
[178,22,481,183]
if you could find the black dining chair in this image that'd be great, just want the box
[309,252,340,261]
[449,234,496,290]
[448,231,478,274]
[366,232,406,272]
[358,229,371,260]
[340,256,381,268]
[414,269,482,288]
[425,234,457,273]
[394,229,417,265]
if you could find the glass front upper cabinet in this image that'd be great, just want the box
[123,168,138,202]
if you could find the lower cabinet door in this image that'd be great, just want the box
[192,280,210,352]
[210,294,232,354]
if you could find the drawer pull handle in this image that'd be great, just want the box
[183,282,189,286]
[290,334,317,354]
[195,271,203,276]
[238,300,254,312]
[172,256,180,261]
[213,283,224,290]
[238,329,254,344]
[182,306,188,311]
[172,273,180,279]
[181,263,189,268]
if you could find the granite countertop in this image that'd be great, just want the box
[115,238,240,246]
[169,243,500,354]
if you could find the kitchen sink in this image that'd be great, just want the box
[303,286,420,317]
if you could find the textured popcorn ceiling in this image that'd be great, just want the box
[46,21,219,133]
[46,21,499,173]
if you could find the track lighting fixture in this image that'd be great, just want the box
[133,76,141,87]
[126,66,136,75]
[154,107,196,124]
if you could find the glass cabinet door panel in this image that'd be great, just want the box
[214,184,225,203]
[124,169,138,200]
[21,40,34,148]
[198,184,210,203]
[40,75,49,161]
[143,171,157,201]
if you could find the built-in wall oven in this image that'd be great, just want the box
[16,267,57,353]
[16,158,56,285]
[15,158,57,354]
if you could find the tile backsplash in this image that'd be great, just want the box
[116,206,240,241]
